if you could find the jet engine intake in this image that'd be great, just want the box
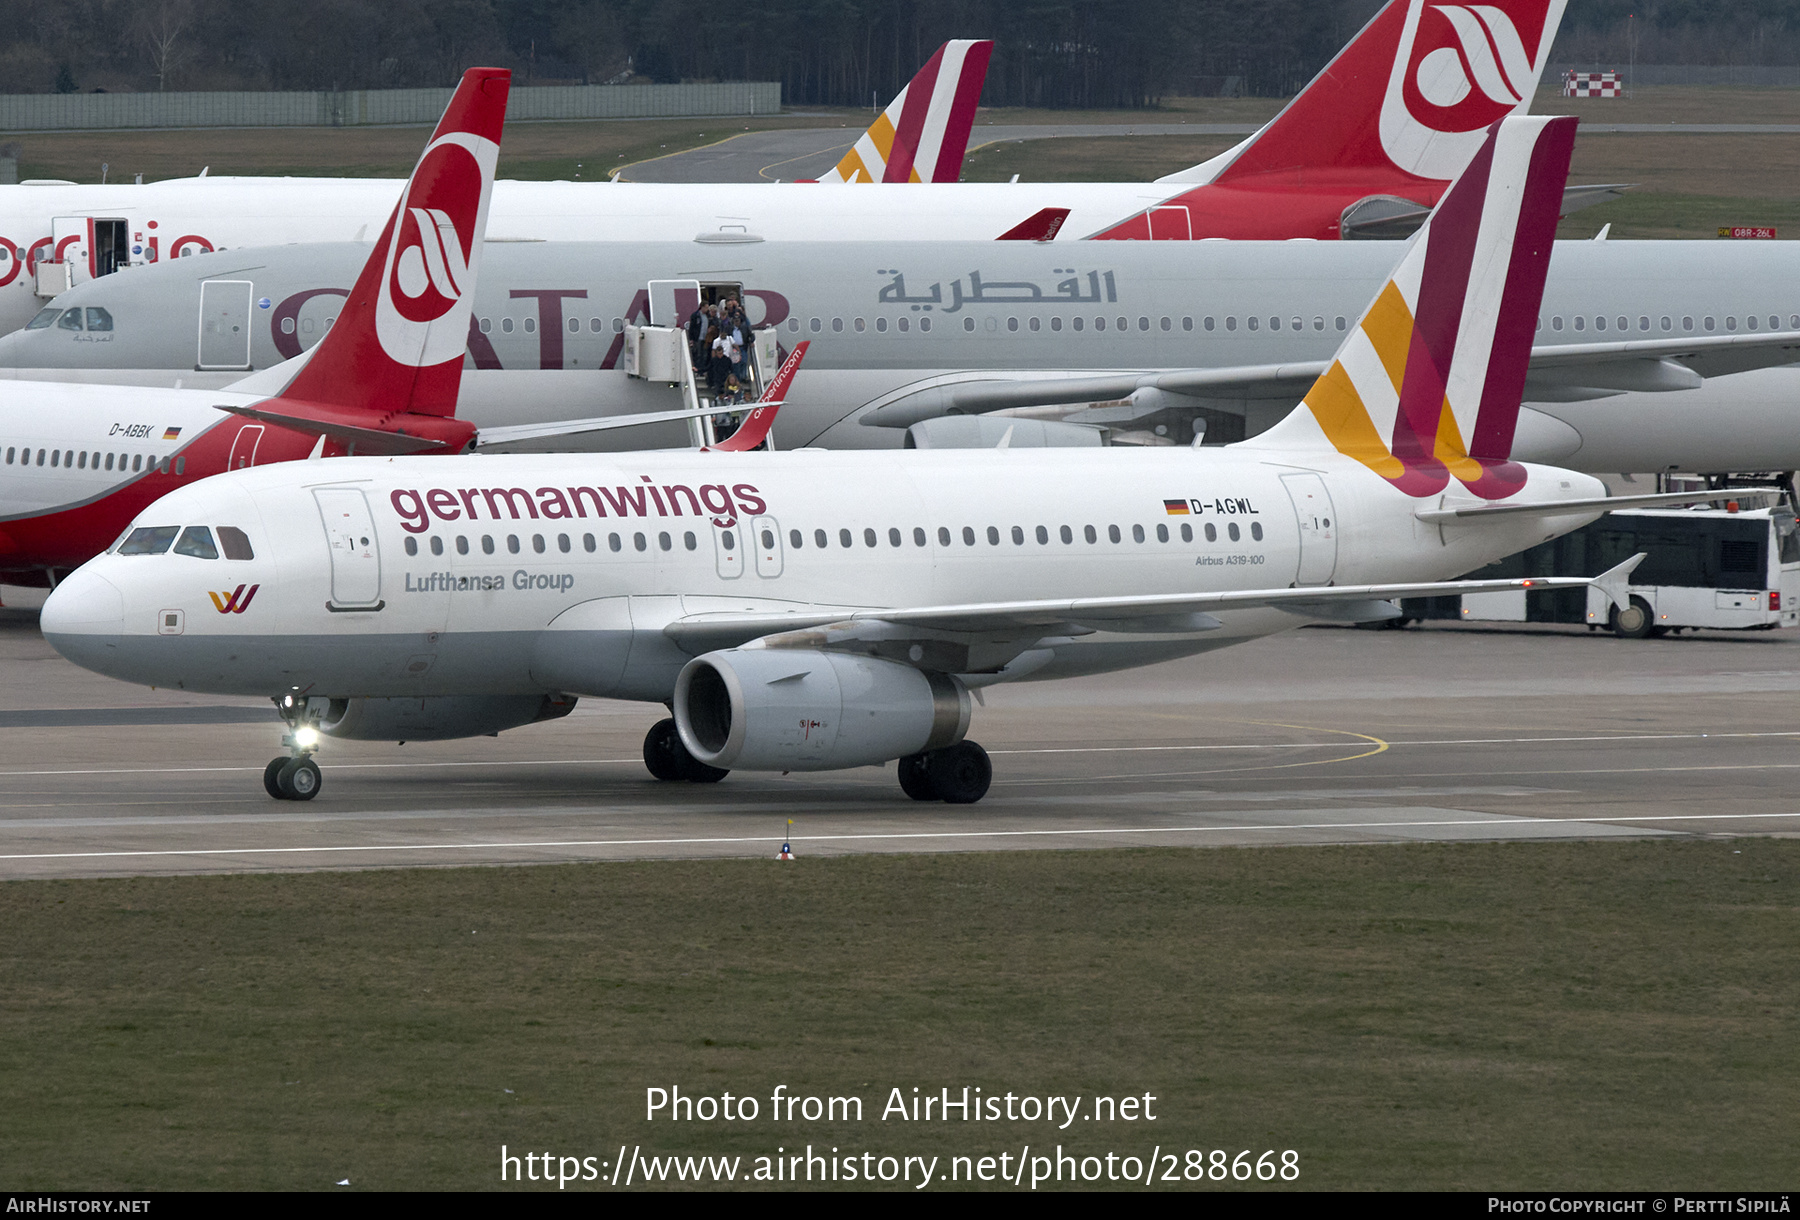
[673,649,970,772]
[317,694,577,742]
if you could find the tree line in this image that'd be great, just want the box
[5,1,1800,105]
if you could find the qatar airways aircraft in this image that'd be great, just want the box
[0,1,1583,335]
[45,117,1739,804]
[8,227,1800,475]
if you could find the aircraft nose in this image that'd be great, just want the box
[40,570,127,674]
[42,569,125,631]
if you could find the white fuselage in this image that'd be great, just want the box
[0,178,1190,335]
[41,445,1607,705]
[4,236,1798,471]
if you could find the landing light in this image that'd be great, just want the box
[294,727,320,749]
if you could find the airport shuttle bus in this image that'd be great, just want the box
[1403,507,1800,637]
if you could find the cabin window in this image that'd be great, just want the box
[1252,522,1264,541]
[1594,316,1605,331]
[1156,524,1170,542]
[456,535,470,555]
[1180,523,1193,542]
[1132,524,1145,543]
[1704,317,1716,331]
[789,529,803,549]
[482,535,495,554]
[524,317,536,333]
[876,317,888,333]
[1726,317,1738,332]
[814,529,828,548]
[1224,317,1236,332]
[1573,316,1585,331]
[863,528,877,547]
[634,532,648,552]
[1095,317,1107,331]
[49,450,58,467]
[963,317,975,332]
[1084,525,1097,543]
[1335,317,1348,331]
[810,318,822,333]
[1683,317,1694,331]
[589,318,602,332]
[839,528,852,547]
[1639,316,1650,331]
[833,318,844,332]
[1552,317,1564,331]
[175,458,184,476]
[914,528,928,547]
[1228,523,1241,541]
[501,318,514,333]
[938,527,951,546]
[1748,315,1759,331]
[1011,526,1025,545]
[1059,525,1072,544]
[566,317,579,334]
[1007,318,1019,332]
[657,532,671,551]
[898,317,910,333]
[3,448,11,464]
[888,528,902,547]
[559,533,572,553]
[1205,523,1217,542]
[1247,317,1259,332]
[1027,317,1039,332]
[507,535,521,554]
[1662,317,1673,331]
[77,452,86,469]
[1108,525,1121,543]
[854,318,865,332]
[1073,317,1084,332]
[1184,317,1195,332]
[719,530,734,551]
[1050,317,1062,332]
[683,532,697,551]
[608,533,622,552]
[533,534,547,553]
[987,526,1000,546]
[430,536,444,556]
[1034,525,1048,544]
[583,534,596,553]
[1160,317,1171,332]
[963,527,976,546]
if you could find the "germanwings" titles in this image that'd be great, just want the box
[390,476,769,534]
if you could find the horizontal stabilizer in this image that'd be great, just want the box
[1416,488,1782,523]
[216,403,461,455]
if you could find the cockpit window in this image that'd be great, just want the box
[57,308,84,331]
[217,526,254,561]
[25,308,58,330]
[173,526,218,559]
[118,525,179,555]
[85,308,113,332]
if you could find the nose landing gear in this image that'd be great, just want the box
[266,691,324,801]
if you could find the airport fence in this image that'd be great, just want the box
[1549,64,1800,88]
[0,82,782,132]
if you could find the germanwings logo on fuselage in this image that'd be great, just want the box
[209,584,259,614]
[390,477,770,534]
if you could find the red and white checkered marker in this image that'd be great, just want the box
[777,842,795,860]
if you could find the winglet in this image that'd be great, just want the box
[708,341,808,452]
[997,207,1070,242]
[1592,553,1647,611]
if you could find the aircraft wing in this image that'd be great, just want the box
[1522,330,1800,383]
[473,403,781,450]
[663,562,1641,662]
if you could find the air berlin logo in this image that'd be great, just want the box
[1379,0,1549,181]
[389,206,469,322]
[209,584,259,614]
[1412,5,1534,110]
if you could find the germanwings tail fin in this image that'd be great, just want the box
[819,40,992,184]
[1247,115,1576,500]
[708,341,808,452]
[1211,0,1565,188]
[271,67,508,427]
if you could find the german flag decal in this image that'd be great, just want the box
[1162,499,1190,515]
[162,426,182,441]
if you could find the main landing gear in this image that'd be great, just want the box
[643,718,729,783]
[265,691,324,801]
[897,741,992,804]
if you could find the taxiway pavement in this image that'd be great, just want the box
[2,585,1795,880]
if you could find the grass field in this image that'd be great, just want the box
[1,839,1794,1191]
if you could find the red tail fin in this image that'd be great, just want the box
[996,207,1070,242]
[708,341,807,453]
[274,68,508,420]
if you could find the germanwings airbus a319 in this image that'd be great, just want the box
[45,116,1736,805]
[0,2,1582,336]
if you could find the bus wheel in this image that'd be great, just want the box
[1611,596,1656,639]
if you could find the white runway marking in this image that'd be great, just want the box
[1,810,1791,863]
[5,729,1796,778]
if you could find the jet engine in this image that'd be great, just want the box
[673,650,970,772]
[316,694,577,742]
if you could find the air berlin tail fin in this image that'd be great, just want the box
[1250,115,1576,500]
[1211,0,1565,189]
[271,67,508,431]
[819,41,992,184]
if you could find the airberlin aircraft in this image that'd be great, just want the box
[0,2,1579,335]
[45,116,1733,805]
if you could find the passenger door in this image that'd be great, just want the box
[1281,472,1338,586]
[197,279,254,370]
[313,487,384,610]
[752,516,783,578]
